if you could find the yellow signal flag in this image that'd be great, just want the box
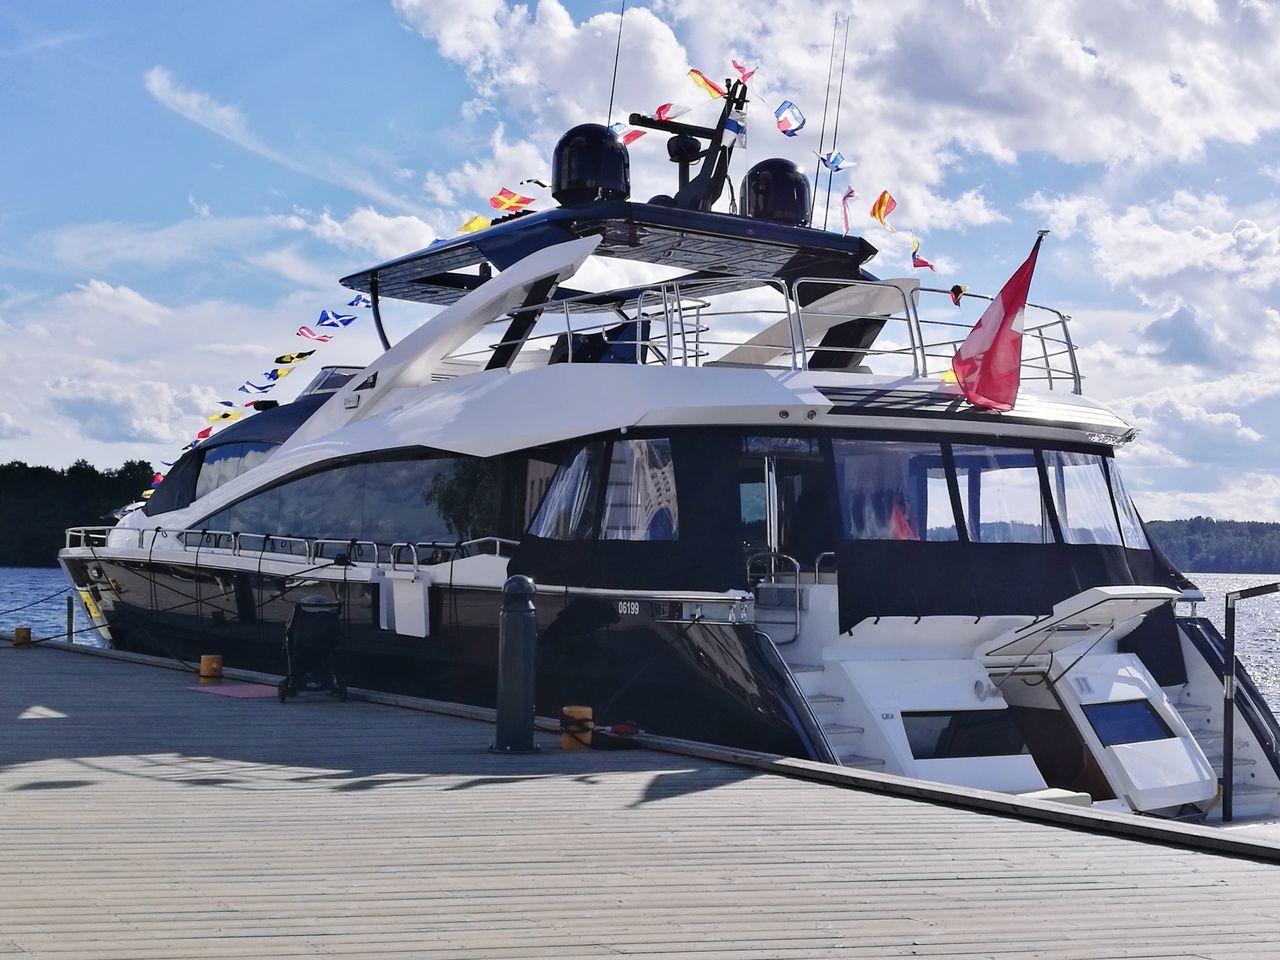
[940,367,958,383]
[458,215,491,233]
[140,488,154,500]
[207,410,245,423]
[274,350,315,365]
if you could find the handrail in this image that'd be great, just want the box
[746,550,803,646]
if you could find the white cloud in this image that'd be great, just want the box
[292,207,439,260]
[0,412,29,439]
[144,66,429,216]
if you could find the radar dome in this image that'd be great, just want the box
[739,158,810,227]
[552,123,631,207]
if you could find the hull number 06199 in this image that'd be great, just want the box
[617,600,641,616]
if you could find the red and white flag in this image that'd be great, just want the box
[949,232,1048,413]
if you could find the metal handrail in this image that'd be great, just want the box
[746,550,803,646]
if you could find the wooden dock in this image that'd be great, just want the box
[5,641,1280,959]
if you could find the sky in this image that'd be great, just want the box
[1,0,1279,520]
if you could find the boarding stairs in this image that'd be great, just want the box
[1169,696,1280,819]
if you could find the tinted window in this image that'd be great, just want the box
[1044,450,1122,546]
[1082,700,1174,746]
[902,710,1028,759]
[832,439,954,541]
[528,443,605,540]
[195,442,275,500]
[952,445,1048,543]
[600,439,678,540]
[200,454,505,547]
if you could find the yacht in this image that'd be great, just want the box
[59,87,1280,820]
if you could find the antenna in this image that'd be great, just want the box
[822,17,851,230]
[809,15,840,223]
[606,0,627,126]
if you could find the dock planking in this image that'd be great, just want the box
[3,643,1280,959]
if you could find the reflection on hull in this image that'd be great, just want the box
[64,557,817,760]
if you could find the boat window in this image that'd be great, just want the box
[200,453,505,548]
[1082,699,1174,746]
[902,710,1029,759]
[600,439,678,541]
[527,442,605,540]
[194,442,276,501]
[951,445,1048,543]
[1105,460,1151,550]
[1044,451,1122,546]
[831,439,954,541]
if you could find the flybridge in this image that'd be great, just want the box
[338,200,879,308]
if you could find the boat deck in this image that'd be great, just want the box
[5,640,1280,959]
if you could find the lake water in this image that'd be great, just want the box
[4,566,1279,710]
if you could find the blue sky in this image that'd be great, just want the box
[2,0,1279,519]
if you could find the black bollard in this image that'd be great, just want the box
[491,575,540,754]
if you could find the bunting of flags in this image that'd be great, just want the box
[870,190,897,230]
[316,309,358,328]
[207,410,244,423]
[347,294,372,309]
[608,121,646,145]
[263,367,294,382]
[274,350,315,365]
[774,100,805,137]
[722,109,746,147]
[731,60,757,82]
[840,187,858,236]
[819,151,849,172]
[653,103,691,122]
[296,325,333,342]
[489,187,535,212]
[687,68,725,99]
[911,234,936,271]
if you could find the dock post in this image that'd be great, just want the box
[492,575,539,754]
[66,595,75,642]
[1221,580,1280,823]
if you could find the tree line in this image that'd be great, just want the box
[1147,518,1280,574]
[0,460,154,567]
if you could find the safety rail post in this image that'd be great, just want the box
[1222,580,1280,822]
[492,575,540,754]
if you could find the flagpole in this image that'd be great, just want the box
[809,15,839,224]
[605,0,627,126]
[822,17,851,230]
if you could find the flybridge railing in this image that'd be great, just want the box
[64,527,517,568]
[915,288,1083,394]
[443,274,1083,392]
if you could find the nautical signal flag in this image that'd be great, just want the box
[140,489,154,500]
[297,326,332,342]
[608,121,646,146]
[316,309,358,328]
[459,215,491,233]
[870,190,896,230]
[274,350,315,365]
[489,188,535,212]
[949,284,969,306]
[774,100,805,137]
[911,234,936,271]
[216,400,235,407]
[653,103,691,122]
[819,151,849,172]
[687,68,725,99]
[723,110,746,147]
[150,472,164,488]
[347,294,372,309]
[194,426,213,441]
[949,232,1048,413]
[207,410,244,423]
[731,59,757,82]
[263,367,294,383]
[239,381,272,394]
[840,187,858,236]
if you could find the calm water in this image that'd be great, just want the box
[3,566,1278,709]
